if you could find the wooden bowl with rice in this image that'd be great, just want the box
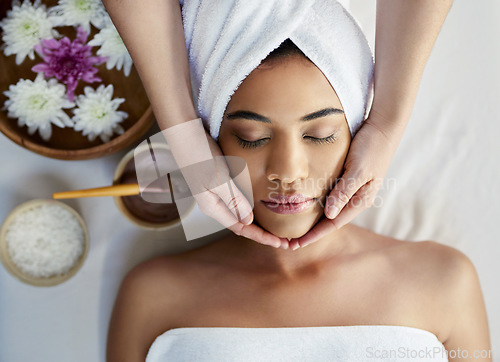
[0,199,89,287]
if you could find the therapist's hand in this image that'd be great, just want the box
[162,118,288,249]
[288,115,400,249]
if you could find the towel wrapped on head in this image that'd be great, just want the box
[179,0,374,140]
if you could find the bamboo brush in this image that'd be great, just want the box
[52,183,142,199]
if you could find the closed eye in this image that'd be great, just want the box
[235,137,270,149]
[303,133,338,144]
[235,132,338,149]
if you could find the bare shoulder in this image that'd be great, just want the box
[411,242,490,353]
[124,254,188,287]
[384,239,480,298]
[352,225,475,280]
[117,244,224,310]
[119,252,203,309]
[394,240,475,277]
[413,241,490,354]
[107,255,192,362]
[386,239,490,351]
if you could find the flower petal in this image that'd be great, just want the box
[39,123,52,141]
[32,63,50,73]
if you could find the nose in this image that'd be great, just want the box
[266,134,308,187]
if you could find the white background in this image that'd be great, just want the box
[1,0,499,360]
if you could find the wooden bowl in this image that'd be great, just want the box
[0,1,155,160]
[0,199,89,287]
[112,143,196,230]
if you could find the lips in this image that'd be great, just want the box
[261,194,316,214]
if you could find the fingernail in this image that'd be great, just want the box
[291,244,300,251]
[281,241,289,250]
[327,205,339,219]
[241,211,254,225]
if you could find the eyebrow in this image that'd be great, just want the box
[225,107,344,123]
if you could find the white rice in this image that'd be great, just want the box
[5,203,85,278]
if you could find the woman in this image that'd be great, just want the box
[107,35,491,361]
[101,0,455,250]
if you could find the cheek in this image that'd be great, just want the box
[309,141,350,193]
[218,136,265,198]
[217,133,233,157]
[218,137,258,175]
[242,156,268,197]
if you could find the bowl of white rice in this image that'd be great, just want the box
[0,199,89,287]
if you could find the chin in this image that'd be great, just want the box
[254,211,322,239]
[270,228,310,239]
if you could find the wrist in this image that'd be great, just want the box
[161,118,214,168]
[367,99,413,132]
[153,101,198,130]
[364,108,408,149]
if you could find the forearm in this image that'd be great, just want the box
[101,0,197,129]
[371,0,453,142]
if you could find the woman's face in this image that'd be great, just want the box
[218,55,351,238]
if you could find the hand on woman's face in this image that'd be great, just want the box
[218,56,351,239]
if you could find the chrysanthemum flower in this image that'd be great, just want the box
[72,84,128,142]
[32,26,107,102]
[88,21,133,76]
[0,0,58,65]
[49,0,109,33]
[3,74,75,141]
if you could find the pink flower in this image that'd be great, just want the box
[32,26,107,102]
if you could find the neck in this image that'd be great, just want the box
[224,223,356,279]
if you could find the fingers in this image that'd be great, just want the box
[213,179,254,225]
[194,191,284,248]
[194,191,240,229]
[288,239,300,250]
[325,172,367,220]
[229,223,285,249]
[289,181,380,249]
[280,240,290,249]
[292,218,338,248]
[326,181,379,230]
[193,179,289,249]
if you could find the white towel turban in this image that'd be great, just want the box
[179,0,374,140]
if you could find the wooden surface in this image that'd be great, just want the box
[0,0,155,160]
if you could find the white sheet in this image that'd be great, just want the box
[0,0,498,361]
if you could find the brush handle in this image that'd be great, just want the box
[52,183,141,199]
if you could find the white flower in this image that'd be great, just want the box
[50,0,109,32]
[72,84,128,142]
[0,0,58,65]
[88,21,133,76]
[3,74,75,141]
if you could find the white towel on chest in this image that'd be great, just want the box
[146,325,448,361]
[178,0,373,140]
